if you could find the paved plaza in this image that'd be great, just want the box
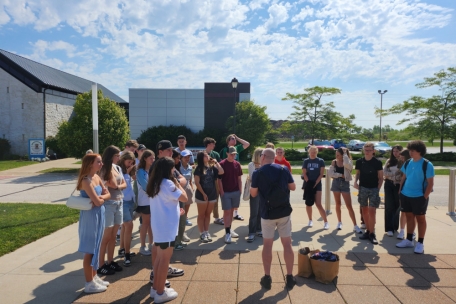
[0,159,455,303]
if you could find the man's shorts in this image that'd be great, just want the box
[400,194,428,215]
[358,186,380,208]
[330,179,350,193]
[221,190,241,210]
[261,216,292,239]
[302,181,322,191]
[104,201,123,227]
[122,199,135,222]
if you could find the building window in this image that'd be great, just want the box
[22,103,24,109]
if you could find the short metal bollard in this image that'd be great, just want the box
[448,169,456,216]
[325,169,332,215]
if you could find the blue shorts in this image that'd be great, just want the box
[104,201,123,227]
[221,191,241,210]
[123,199,135,222]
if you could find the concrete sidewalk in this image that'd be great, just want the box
[1,159,456,303]
[1,204,455,304]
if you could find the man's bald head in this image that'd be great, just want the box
[261,148,276,164]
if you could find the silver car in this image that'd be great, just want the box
[373,142,392,155]
[347,140,365,151]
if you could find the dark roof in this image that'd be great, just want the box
[0,49,127,103]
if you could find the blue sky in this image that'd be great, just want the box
[1,0,455,129]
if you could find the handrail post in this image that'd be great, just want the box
[448,169,456,216]
[325,168,332,215]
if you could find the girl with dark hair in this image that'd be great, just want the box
[136,149,155,256]
[117,151,136,266]
[383,145,403,237]
[194,151,224,242]
[98,145,127,276]
[147,157,187,303]
[328,147,361,233]
[77,154,111,293]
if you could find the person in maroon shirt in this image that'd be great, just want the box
[274,147,292,172]
[218,147,243,244]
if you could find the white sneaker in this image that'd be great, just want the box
[360,223,366,229]
[386,231,394,237]
[414,242,424,254]
[154,288,178,303]
[336,222,342,230]
[230,230,239,238]
[353,225,362,234]
[397,230,405,239]
[324,222,329,230]
[225,233,232,244]
[308,220,313,227]
[150,287,156,299]
[183,232,190,242]
[84,280,107,293]
[412,232,416,240]
[140,246,151,256]
[396,239,415,248]
[93,275,109,287]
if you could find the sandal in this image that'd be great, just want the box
[234,215,244,221]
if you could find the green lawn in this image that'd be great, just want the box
[0,160,34,172]
[39,168,80,174]
[0,203,80,257]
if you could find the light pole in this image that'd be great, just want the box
[231,77,238,133]
[378,90,387,141]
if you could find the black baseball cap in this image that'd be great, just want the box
[156,140,173,151]
[137,144,146,151]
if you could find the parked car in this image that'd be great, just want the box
[347,140,365,151]
[330,139,347,149]
[306,140,335,152]
[373,142,392,155]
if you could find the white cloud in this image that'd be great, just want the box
[291,6,314,22]
[249,0,270,11]
[264,3,289,30]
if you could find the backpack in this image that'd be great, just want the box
[258,167,290,210]
[403,158,430,194]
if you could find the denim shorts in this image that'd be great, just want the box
[122,199,135,222]
[104,201,123,227]
[330,178,350,193]
[358,186,380,208]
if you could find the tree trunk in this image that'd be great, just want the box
[440,121,444,154]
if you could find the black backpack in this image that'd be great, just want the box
[258,167,290,210]
[403,158,430,194]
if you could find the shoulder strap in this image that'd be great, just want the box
[422,158,429,193]
[403,159,411,170]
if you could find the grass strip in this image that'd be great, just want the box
[0,160,35,172]
[0,203,80,257]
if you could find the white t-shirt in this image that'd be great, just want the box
[149,179,182,243]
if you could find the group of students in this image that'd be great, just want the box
[76,135,434,301]
[301,140,435,255]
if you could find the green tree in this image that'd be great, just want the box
[225,100,271,155]
[282,86,356,142]
[56,90,130,158]
[381,67,456,153]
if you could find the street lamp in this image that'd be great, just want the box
[378,90,387,141]
[231,77,238,133]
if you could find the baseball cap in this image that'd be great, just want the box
[228,146,238,154]
[156,140,173,151]
[137,144,146,151]
[180,150,192,157]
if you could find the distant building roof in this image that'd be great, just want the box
[0,49,126,103]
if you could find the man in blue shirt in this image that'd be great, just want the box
[396,140,434,254]
[251,148,296,290]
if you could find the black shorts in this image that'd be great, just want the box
[400,194,428,215]
[136,205,150,215]
[154,241,175,250]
